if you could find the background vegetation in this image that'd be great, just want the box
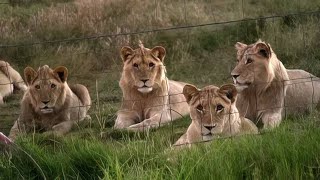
[0,0,320,179]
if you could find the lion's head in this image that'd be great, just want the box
[183,84,238,137]
[231,40,282,91]
[24,65,68,114]
[119,43,166,94]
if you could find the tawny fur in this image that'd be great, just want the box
[285,70,320,114]
[174,84,258,147]
[231,40,320,129]
[8,65,91,140]
[0,60,27,104]
[114,43,190,131]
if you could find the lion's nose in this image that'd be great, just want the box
[204,124,216,131]
[42,101,50,105]
[232,74,240,79]
[141,79,149,83]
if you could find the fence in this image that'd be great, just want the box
[0,0,319,148]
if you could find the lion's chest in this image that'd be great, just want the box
[33,113,66,130]
[122,95,167,121]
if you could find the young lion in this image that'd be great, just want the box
[9,65,91,140]
[174,84,258,147]
[231,40,320,129]
[0,60,27,104]
[114,43,190,131]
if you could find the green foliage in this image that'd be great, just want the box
[1,117,320,179]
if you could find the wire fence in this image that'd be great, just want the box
[1,9,320,49]
[0,2,319,148]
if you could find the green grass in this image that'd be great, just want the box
[0,0,320,179]
[1,116,320,179]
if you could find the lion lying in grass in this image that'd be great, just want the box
[9,65,91,140]
[0,60,27,104]
[231,40,320,129]
[174,84,258,147]
[114,42,190,131]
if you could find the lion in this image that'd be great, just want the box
[113,42,190,131]
[231,40,320,129]
[174,84,258,147]
[8,65,91,140]
[0,60,27,104]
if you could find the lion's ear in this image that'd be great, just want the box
[183,84,199,104]
[235,42,247,51]
[151,46,166,62]
[24,67,37,86]
[120,46,134,62]
[53,66,68,82]
[255,42,271,59]
[219,84,237,103]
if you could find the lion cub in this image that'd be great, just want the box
[0,60,27,104]
[174,84,258,147]
[9,65,91,140]
[114,42,189,131]
[232,40,320,129]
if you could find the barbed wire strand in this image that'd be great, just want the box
[1,10,320,48]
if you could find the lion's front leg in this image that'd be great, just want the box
[8,101,35,141]
[127,110,171,131]
[47,114,74,136]
[8,119,36,141]
[114,110,139,129]
[50,121,74,136]
[261,110,282,129]
[8,121,23,140]
[173,133,189,147]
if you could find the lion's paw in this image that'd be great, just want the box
[127,119,159,131]
[127,122,149,131]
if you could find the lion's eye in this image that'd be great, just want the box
[133,63,139,68]
[149,62,155,68]
[196,105,204,113]
[51,84,56,89]
[216,104,224,111]
[246,58,253,64]
[35,85,40,90]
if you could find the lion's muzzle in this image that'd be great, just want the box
[137,79,153,93]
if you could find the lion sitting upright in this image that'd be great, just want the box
[174,84,258,147]
[114,42,190,131]
[9,65,91,140]
[231,40,320,129]
[0,60,27,104]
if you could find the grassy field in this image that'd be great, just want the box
[0,0,320,179]
[1,116,320,179]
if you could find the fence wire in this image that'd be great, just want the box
[0,5,319,148]
[0,10,320,48]
[0,63,318,147]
